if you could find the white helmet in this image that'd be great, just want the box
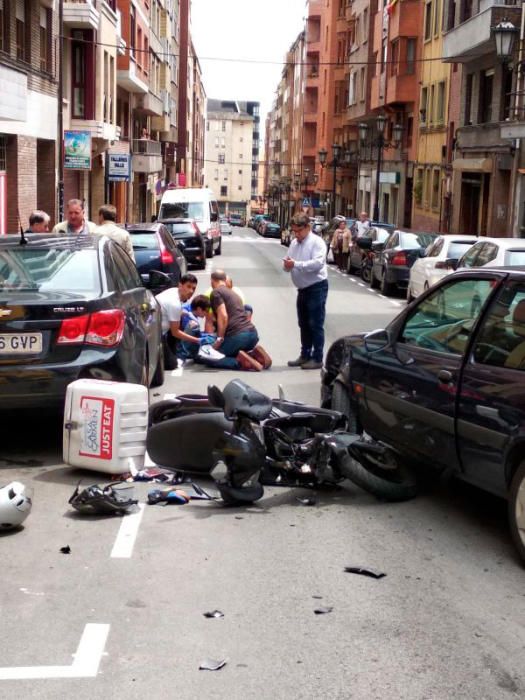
[0,482,32,529]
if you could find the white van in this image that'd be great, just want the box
[158,188,221,258]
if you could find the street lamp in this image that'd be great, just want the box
[318,145,343,218]
[492,18,518,62]
[358,114,403,222]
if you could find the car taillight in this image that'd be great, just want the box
[57,315,90,344]
[86,310,125,347]
[391,252,407,266]
[157,233,174,265]
[57,310,125,347]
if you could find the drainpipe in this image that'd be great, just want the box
[510,5,525,237]
[57,0,64,221]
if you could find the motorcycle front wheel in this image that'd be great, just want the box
[337,450,418,502]
[217,480,264,506]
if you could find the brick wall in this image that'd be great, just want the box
[5,134,37,231]
[37,139,56,226]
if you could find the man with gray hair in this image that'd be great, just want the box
[96,204,135,262]
[283,212,328,370]
[53,199,97,235]
[26,210,50,233]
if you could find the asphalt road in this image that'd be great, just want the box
[1,227,524,699]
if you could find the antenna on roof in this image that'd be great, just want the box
[17,210,27,246]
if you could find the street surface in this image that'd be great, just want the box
[1,227,524,699]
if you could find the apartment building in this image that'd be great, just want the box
[0,0,59,232]
[204,100,255,218]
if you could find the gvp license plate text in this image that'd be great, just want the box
[0,333,43,354]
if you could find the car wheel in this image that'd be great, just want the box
[508,460,525,563]
[197,257,206,270]
[380,270,396,296]
[216,239,222,256]
[361,261,371,284]
[150,343,165,388]
[370,265,380,289]
[206,241,214,259]
[331,381,357,434]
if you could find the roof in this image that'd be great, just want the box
[0,233,99,250]
[126,222,164,232]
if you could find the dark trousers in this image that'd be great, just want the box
[198,329,259,370]
[296,279,328,363]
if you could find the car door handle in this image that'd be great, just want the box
[438,369,454,384]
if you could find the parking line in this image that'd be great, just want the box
[110,505,145,559]
[0,624,109,680]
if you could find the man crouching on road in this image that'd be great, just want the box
[156,274,202,368]
[198,270,263,371]
[283,212,328,370]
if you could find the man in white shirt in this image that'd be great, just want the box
[53,199,97,235]
[156,273,200,366]
[283,213,328,370]
[95,204,135,262]
[354,211,371,238]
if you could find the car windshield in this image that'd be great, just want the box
[400,232,437,249]
[448,242,476,259]
[160,202,205,221]
[129,232,158,249]
[0,248,100,293]
[505,249,525,266]
[164,223,194,237]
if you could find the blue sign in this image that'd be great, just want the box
[302,197,311,207]
[108,153,131,182]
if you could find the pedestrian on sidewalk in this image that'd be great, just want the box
[52,199,97,235]
[283,212,328,370]
[95,204,135,262]
[330,219,351,270]
[26,210,50,233]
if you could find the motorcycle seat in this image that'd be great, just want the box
[221,379,273,421]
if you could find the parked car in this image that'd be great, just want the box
[127,222,188,283]
[158,187,221,258]
[322,266,525,562]
[0,233,167,409]
[347,226,391,281]
[369,230,438,296]
[229,213,245,227]
[160,218,207,270]
[251,214,270,230]
[259,220,281,238]
[456,237,525,272]
[407,234,479,301]
[220,219,233,236]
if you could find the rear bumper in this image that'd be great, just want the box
[385,265,410,287]
[183,246,205,264]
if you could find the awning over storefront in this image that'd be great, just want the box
[452,158,492,172]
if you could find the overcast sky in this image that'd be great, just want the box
[191,0,307,119]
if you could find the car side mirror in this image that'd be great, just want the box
[364,328,392,352]
[356,238,372,250]
[176,240,186,250]
[146,270,173,294]
[371,241,385,252]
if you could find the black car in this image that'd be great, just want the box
[259,221,281,238]
[370,229,438,296]
[347,226,392,279]
[127,222,187,284]
[0,234,167,409]
[322,267,525,561]
[229,213,245,227]
[160,218,206,270]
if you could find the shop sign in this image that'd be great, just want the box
[64,131,91,170]
[379,171,400,185]
[107,154,131,182]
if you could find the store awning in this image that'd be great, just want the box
[452,158,492,172]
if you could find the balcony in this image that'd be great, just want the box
[117,60,148,93]
[457,122,513,151]
[63,0,100,29]
[132,139,162,173]
[135,91,164,117]
[384,72,418,106]
[387,0,422,40]
[443,1,521,62]
[71,119,120,141]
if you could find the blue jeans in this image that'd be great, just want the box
[198,329,259,370]
[163,323,200,367]
[296,279,328,363]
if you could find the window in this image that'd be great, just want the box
[420,87,428,123]
[479,69,494,124]
[472,283,525,370]
[464,73,473,125]
[434,0,441,35]
[221,137,225,148]
[459,243,482,268]
[444,0,456,31]
[431,169,440,210]
[218,153,225,164]
[16,0,27,62]
[112,245,142,290]
[381,39,387,74]
[220,186,228,196]
[238,169,242,175]
[39,7,52,72]
[0,0,6,53]
[424,0,433,40]
[360,67,366,101]
[71,30,94,119]
[349,72,356,105]
[406,39,416,75]
[206,122,210,131]
[390,40,399,76]
[214,169,218,180]
[221,121,226,131]
[426,238,444,258]
[363,8,368,41]
[239,154,243,159]
[214,137,219,148]
[502,65,513,121]
[238,185,242,191]
[437,81,446,123]
[475,242,498,267]
[424,169,431,207]
[130,7,136,57]
[429,85,435,124]
[401,279,493,355]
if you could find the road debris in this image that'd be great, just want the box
[203,610,224,618]
[199,658,227,671]
[296,496,317,506]
[314,606,333,615]
[344,566,386,579]
[60,545,71,554]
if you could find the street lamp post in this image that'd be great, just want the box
[318,145,343,219]
[359,116,403,223]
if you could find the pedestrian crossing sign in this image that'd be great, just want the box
[302,198,311,207]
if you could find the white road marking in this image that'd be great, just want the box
[171,366,183,377]
[0,624,109,680]
[110,504,145,559]
[162,393,177,400]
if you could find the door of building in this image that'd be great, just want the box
[459,173,482,234]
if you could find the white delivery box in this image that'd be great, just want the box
[63,379,149,475]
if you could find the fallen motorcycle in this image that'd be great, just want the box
[147,379,417,505]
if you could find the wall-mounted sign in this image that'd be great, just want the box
[379,171,400,185]
[107,154,131,182]
[64,130,91,170]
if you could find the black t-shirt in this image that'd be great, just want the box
[210,286,255,337]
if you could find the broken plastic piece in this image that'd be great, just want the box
[199,658,227,671]
[69,481,138,515]
[344,566,386,579]
[314,606,333,614]
[203,610,224,618]
[296,496,317,506]
[60,545,71,554]
[147,489,189,505]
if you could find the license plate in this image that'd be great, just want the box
[0,333,43,354]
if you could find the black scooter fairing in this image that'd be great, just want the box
[147,412,233,473]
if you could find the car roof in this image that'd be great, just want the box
[0,233,99,250]
[470,237,525,249]
[158,218,194,224]
[126,222,164,232]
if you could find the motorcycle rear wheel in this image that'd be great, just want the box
[217,480,264,506]
[337,450,418,502]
